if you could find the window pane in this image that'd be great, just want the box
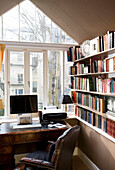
[48,51,62,108]
[52,22,60,43]
[30,52,43,109]
[20,0,36,42]
[60,29,66,44]
[1,0,77,44]
[45,16,51,43]
[64,51,73,95]
[0,57,5,116]
[3,6,19,41]
[66,34,76,44]
[36,9,50,43]
[10,51,24,95]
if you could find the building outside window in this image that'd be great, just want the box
[17,54,23,62]
[18,89,23,94]
[18,74,23,83]
[32,81,37,93]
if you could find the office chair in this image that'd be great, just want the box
[17,125,80,170]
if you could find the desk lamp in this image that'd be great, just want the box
[62,95,73,112]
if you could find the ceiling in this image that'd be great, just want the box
[0,0,115,44]
[0,0,23,16]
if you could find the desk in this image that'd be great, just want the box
[0,121,70,170]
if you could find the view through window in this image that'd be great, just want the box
[1,0,76,44]
[0,0,77,116]
[30,52,43,109]
[48,51,63,108]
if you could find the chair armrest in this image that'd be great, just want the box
[21,157,54,170]
[48,141,55,144]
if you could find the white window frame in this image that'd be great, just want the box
[2,41,71,118]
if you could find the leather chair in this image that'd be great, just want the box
[18,125,80,170]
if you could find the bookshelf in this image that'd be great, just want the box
[68,34,115,141]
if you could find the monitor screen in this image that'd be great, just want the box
[10,95,38,114]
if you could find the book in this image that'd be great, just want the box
[90,37,98,55]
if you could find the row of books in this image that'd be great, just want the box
[70,56,115,75]
[107,119,115,138]
[72,92,107,113]
[67,31,115,62]
[67,46,84,62]
[76,62,90,74]
[90,31,115,55]
[75,106,115,138]
[70,77,115,94]
[91,56,115,73]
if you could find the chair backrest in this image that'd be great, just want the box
[51,125,80,170]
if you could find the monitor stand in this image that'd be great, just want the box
[17,113,32,125]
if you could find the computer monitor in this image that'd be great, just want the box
[10,95,38,125]
[10,95,38,115]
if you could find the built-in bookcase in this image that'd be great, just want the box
[68,34,115,141]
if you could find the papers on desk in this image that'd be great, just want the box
[13,123,41,129]
[48,123,67,128]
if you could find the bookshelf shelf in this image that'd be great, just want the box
[75,116,115,143]
[75,103,115,121]
[70,71,115,77]
[74,47,115,63]
[71,89,115,97]
[67,115,115,143]
[68,37,115,139]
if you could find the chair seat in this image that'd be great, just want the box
[25,150,49,170]
[23,143,55,170]
[27,150,49,161]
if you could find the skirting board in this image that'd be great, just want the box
[73,147,100,170]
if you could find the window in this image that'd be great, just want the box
[9,51,24,96]
[18,74,23,83]
[17,54,23,62]
[18,89,23,94]
[32,57,38,73]
[30,52,43,109]
[1,0,77,44]
[64,51,73,95]
[15,89,17,94]
[32,81,37,92]
[47,51,63,108]
[3,6,19,41]
[20,0,36,42]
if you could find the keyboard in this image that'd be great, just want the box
[13,123,41,129]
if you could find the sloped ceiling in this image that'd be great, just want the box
[0,0,23,16]
[31,0,115,44]
[0,0,115,44]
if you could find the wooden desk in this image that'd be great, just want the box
[0,121,70,170]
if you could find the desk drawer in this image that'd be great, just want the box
[0,154,13,165]
[0,136,13,145]
[14,133,38,144]
[0,146,13,154]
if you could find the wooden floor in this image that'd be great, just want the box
[73,156,89,170]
